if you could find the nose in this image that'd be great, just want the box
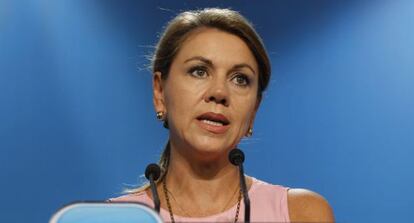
[204,77,229,107]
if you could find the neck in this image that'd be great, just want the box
[167,140,239,200]
[157,139,244,217]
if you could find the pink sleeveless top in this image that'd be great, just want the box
[109,177,290,222]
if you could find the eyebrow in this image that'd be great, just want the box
[184,56,256,75]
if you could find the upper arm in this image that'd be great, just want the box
[287,188,335,223]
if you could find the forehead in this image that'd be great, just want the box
[173,28,258,72]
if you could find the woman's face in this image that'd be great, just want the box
[153,28,260,159]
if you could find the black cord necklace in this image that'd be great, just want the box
[162,179,242,223]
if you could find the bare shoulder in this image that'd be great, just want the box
[288,188,335,222]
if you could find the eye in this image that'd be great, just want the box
[188,66,208,78]
[232,73,250,86]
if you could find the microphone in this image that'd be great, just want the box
[229,148,250,223]
[145,163,161,213]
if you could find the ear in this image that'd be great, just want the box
[153,71,166,113]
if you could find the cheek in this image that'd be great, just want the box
[232,97,257,125]
[164,81,202,122]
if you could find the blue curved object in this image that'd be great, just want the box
[50,202,163,223]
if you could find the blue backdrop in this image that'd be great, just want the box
[1,1,413,222]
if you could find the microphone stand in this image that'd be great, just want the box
[229,148,250,223]
[145,163,161,213]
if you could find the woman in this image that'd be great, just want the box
[111,8,334,222]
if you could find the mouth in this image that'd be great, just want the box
[196,112,230,134]
[197,112,230,126]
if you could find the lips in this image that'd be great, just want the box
[197,112,230,125]
[196,112,230,134]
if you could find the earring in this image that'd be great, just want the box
[246,127,253,137]
[156,111,164,120]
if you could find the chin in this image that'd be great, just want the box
[189,137,232,157]
[175,128,238,159]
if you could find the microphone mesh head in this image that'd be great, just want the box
[145,163,161,181]
[228,148,245,166]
